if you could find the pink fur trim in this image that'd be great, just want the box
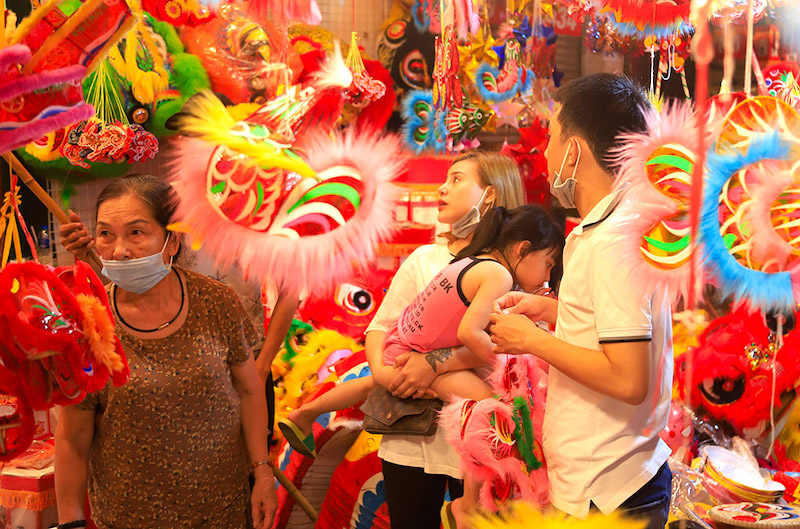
[0,45,31,73]
[440,357,550,511]
[744,162,797,268]
[169,130,402,293]
[608,102,709,305]
[0,104,93,153]
[0,65,86,102]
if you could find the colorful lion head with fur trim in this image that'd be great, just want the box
[676,304,800,438]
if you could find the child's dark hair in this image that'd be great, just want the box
[452,205,564,263]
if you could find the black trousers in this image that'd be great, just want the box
[382,460,464,529]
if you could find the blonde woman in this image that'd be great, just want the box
[279,151,525,528]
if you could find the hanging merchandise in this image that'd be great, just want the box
[610,97,800,313]
[653,35,691,99]
[290,28,396,131]
[0,178,36,267]
[17,15,211,184]
[140,0,214,26]
[676,304,800,440]
[597,0,693,39]
[762,62,800,110]
[10,0,135,75]
[501,121,551,206]
[401,88,490,153]
[457,25,499,83]
[710,0,767,25]
[432,25,462,110]
[245,0,322,27]
[584,14,644,55]
[609,103,701,305]
[699,97,800,313]
[376,15,436,101]
[343,32,387,109]
[169,90,402,294]
[0,259,128,460]
[0,44,93,154]
[182,4,295,105]
[475,38,533,103]
[56,60,159,169]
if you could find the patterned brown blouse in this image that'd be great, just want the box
[77,269,262,528]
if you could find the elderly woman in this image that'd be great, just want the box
[55,174,276,529]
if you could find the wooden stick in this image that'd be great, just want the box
[272,465,319,522]
[2,152,103,270]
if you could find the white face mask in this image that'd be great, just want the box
[451,187,492,238]
[101,235,173,294]
[550,140,581,209]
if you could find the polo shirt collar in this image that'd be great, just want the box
[571,185,628,235]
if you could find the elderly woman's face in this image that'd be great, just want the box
[95,193,175,263]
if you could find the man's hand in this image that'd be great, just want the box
[492,291,558,325]
[488,313,547,355]
[389,350,446,399]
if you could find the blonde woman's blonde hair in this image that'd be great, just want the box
[439,151,526,242]
[451,150,525,208]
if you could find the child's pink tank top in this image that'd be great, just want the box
[392,256,496,355]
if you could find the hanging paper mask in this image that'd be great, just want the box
[170,91,402,294]
[181,4,287,104]
[377,19,436,99]
[401,89,447,153]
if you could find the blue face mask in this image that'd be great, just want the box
[101,235,173,294]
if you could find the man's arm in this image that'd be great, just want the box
[488,313,651,405]
[255,289,301,382]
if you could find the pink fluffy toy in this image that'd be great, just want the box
[439,355,550,510]
[169,91,401,294]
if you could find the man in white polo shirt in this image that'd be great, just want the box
[488,73,673,528]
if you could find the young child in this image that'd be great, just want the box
[279,204,564,456]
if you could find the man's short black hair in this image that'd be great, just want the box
[553,73,650,174]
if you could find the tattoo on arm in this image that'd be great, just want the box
[425,347,454,373]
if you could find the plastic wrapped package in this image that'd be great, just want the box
[668,457,715,526]
[181,4,301,104]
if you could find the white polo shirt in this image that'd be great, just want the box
[543,189,673,517]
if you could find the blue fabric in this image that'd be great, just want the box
[619,461,673,529]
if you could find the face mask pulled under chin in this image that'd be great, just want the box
[450,188,491,238]
[549,140,581,210]
[101,236,173,294]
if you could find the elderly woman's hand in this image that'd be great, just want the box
[59,210,95,259]
[251,470,278,529]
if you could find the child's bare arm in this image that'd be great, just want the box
[457,262,513,362]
